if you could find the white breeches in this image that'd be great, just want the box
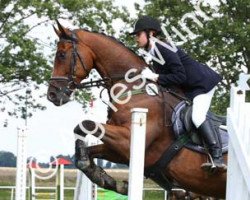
[192,87,216,128]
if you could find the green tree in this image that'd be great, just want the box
[0,151,16,167]
[133,0,249,114]
[0,0,129,124]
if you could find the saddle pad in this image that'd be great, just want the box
[171,101,228,154]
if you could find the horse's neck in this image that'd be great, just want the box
[80,31,145,78]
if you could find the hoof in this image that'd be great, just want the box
[116,180,128,195]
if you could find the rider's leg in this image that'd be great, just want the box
[192,87,227,171]
[192,87,215,129]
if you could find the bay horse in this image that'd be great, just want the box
[47,20,227,198]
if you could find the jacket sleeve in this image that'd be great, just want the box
[156,45,186,86]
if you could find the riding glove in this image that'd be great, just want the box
[141,67,159,82]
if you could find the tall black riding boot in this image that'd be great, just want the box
[198,120,227,172]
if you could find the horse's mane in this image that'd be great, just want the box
[77,28,145,62]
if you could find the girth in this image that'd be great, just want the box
[144,134,191,191]
[144,87,191,191]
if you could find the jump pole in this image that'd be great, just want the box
[15,127,28,200]
[128,108,148,200]
[56,164,64,200]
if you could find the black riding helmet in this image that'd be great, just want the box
[129,16,161,35]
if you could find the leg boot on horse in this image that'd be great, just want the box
[198,120,227,172]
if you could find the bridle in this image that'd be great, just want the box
[49,30,112,96]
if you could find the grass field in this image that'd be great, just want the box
[0,167,165,200]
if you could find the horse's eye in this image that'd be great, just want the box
[56,51,66,60]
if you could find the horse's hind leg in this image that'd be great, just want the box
[75,139,128,194]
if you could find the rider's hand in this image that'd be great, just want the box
[141,67,159,82]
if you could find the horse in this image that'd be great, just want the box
[47,20,227,198]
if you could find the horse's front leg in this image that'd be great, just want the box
[75,141,128,193]
[74,120,130,195]
[74,120,131,161]
[85,143,128,163]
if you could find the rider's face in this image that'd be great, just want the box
[135,31,148,48]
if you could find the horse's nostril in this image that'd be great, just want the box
[48,92,57,101]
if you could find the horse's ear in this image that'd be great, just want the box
[53,25,60,37]
[55,19,70,39]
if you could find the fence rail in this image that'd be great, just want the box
[226,73,250,200]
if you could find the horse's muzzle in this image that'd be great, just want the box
[47,79,73,106]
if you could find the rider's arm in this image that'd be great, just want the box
[156,44,186,87]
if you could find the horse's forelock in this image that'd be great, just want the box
[60,33,77,42]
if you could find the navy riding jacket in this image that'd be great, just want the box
[151,43,222,100]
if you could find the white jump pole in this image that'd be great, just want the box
[56,164,65,200]
[28,168,35,200]
[128,108,148,200]
[15,127,28,200]
[74,170,97,200]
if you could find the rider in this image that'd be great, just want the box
[129,16,227,171]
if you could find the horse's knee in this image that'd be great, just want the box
[74,120,94,136]
[74,120,103,138]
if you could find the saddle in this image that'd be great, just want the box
[171,101,228,154]
[144,101,229,191]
